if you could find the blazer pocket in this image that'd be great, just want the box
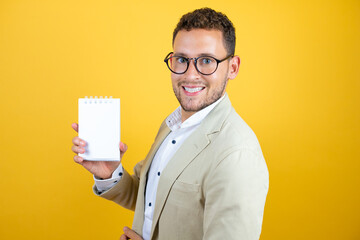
[168,180,201,209]
[172,180,200,193]
[161,181,203,240]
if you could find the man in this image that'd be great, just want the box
[72,8,269,240]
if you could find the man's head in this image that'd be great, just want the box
[168,8,240,121]
[173,8,236,56]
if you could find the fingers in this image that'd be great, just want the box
[72,136,86,147]
[73,155,84,164]
[71,145,85,154]
[71,144,85,154]
[122,227,143,240]
[72,123,86,165]
[119,234,128,240]
[71,122,79,132]
[72,137,86,155]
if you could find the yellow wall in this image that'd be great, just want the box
[0,0,359,239]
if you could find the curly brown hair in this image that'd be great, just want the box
[173,8,236,56]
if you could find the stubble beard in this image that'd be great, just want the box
[173,78,228,113]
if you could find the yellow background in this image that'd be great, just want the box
[0,0,359,239]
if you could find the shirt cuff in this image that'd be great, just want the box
[94,163,124,193]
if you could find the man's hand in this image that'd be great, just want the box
[120,227,143,240]
[71,123,128,179]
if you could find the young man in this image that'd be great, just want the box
[72,8,269,240]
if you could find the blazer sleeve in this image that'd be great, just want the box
[203,149,269,240]
[92,160,144,211]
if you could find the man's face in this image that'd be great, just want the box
[171,29,231,113]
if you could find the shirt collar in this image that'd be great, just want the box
[166,93,227,131]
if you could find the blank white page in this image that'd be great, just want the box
[78,96,120,161]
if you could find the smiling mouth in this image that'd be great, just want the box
[183,86,205,93]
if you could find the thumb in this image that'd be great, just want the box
[120,142,128,154]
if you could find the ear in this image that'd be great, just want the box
[227,55,240,80]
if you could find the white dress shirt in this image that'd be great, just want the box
[95,94,226,240]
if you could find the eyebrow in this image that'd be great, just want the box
[173,52,218,58]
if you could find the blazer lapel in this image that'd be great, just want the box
[149,95,233,239]
[132,121,171,235]
[149,127,210,238]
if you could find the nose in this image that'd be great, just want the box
[184,59,200,79]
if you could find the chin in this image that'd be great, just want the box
[180,100,207,112]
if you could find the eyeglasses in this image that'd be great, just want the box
[164,52,233,75]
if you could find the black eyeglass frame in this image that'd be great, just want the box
[163,52,233,75]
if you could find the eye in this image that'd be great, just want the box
[200,57,214,64]
[175,57,187,64]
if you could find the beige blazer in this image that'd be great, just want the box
[95,95,269,240]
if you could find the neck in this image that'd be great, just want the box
[180,92,227,123]
[181,110,195,123]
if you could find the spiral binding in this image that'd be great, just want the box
[83,96,113,104]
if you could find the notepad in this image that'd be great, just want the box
[78,96,120,161]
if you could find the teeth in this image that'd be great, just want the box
[184,87,204,93]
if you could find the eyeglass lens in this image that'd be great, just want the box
[169,56,218,75]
